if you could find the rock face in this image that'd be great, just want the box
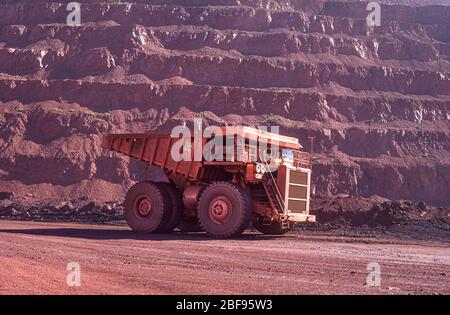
[0,0,449,206]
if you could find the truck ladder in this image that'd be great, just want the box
[261,160,286,215]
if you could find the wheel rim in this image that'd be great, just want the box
[134,195,152,217]
[209,197,232,224]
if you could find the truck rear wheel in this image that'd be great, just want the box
[124,182,167,233]
[156,183,183,233]
[253,220,293,235]
[197,182,251,238]
[177,216,203,233]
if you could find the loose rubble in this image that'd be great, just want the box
[300,195,450,241]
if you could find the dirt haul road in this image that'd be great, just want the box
[0,220,448,295]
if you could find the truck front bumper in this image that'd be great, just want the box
[288,213,316,223]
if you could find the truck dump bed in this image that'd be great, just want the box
[102,127,309,180]
[102,132,204,180]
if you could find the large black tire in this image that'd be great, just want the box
[124,182,168,233]
[197,182,251,238]
[253,220,293,235]
[155,183,183,233]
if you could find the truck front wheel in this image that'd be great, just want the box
[197,182,251,238]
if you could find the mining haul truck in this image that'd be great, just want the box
[102,126,315,238]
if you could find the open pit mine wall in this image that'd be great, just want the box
[0,0,449,206]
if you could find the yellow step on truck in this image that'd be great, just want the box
[102,126,315,238]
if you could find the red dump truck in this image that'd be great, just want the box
[102,126,315,238]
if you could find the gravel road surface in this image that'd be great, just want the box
[0,220,448,295]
